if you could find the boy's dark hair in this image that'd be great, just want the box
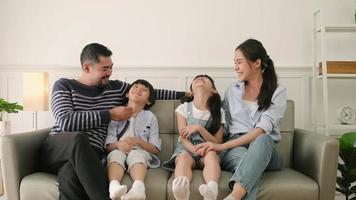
[124,79,156,110]
[180,74,222,135]
[80,43,112,66]
[236,39,278,110]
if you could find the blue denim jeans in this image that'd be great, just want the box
[220,134,282,200]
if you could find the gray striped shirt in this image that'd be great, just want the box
[50,78,184,152]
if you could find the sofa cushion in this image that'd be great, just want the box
[20,169,171,200]
[277,132,293,168]
[167,168,318,200]
[278,100,295,168]
[158,133,175,162]
[19,168,319,200]
[150,100,177,134]
[258,168,318,200]
[120,168,171,200]
[20,172,59,200]
[279,100,295,132]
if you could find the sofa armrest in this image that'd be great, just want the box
[292,128,339,200]
[1,128,51,200]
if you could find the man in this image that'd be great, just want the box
[40,43,185,200]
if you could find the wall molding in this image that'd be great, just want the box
[0,64,313,70]
[0,66,312,134]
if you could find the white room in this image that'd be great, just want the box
[0,0,356,200]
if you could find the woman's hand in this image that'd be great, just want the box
[193,142,225,156]
[179,125,202,139]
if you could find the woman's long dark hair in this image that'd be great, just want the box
[180,74,222,135]
[236,39,278,110]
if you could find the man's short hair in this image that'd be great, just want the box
[80,43,112,66]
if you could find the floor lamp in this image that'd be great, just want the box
[23,72,49,130]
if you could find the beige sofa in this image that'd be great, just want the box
[1,100,339,200]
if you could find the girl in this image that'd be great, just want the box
[194,39,287,200]
[105,79,160,200]
[162,74,225,200]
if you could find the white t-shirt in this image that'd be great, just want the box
[243,100,258,113]
[175,102,226,124]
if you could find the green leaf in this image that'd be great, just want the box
[339,163,348,174]
[339,132,356,190]
[351,185,356,193]
[0,98,23,114]
[337,176,350,190]
[344,175,356,183]
[340,132,356,150]
[336,187,345,194]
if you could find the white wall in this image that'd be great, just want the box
[0,0,355,134]
[0,0,323,67]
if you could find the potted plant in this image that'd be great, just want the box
[336,132,356,200]
[0,98,23,135]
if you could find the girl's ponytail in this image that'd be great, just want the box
[206,92,222,135]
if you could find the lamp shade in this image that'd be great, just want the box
[23,72,49,111]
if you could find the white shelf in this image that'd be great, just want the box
[315,25,356,33]
[317,74,356,79]
[312,9,356,136]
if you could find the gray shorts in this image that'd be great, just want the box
[107,149,152,171]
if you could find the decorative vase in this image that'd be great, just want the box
[0,121,10,135]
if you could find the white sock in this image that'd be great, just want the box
[121,180,146,200]
[199,181,218,200]
[172,176,190,200]
[109,180,127,200]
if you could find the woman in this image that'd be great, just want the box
[194,39,287,200]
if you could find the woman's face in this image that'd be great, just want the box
[191,76,215,93]
[234,49,261,81]
[127,83,151,105]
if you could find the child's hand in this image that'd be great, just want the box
[109,106,133,121]
[194,142,224,156]
[179,125,202,139]
[125,137,141,147]
[116,140,131,154]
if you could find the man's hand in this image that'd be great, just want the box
[193,142,224,156]
[179,125,202,139]
[115,140,131,154]
[109,106,133,121]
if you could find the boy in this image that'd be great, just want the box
[105,79,161,200]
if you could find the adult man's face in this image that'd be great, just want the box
[85,56,113,86]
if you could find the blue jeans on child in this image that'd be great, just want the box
[220,134,282,200]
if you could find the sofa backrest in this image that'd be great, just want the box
[149,100,295,168]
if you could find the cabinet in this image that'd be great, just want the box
[312,9,356,136]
